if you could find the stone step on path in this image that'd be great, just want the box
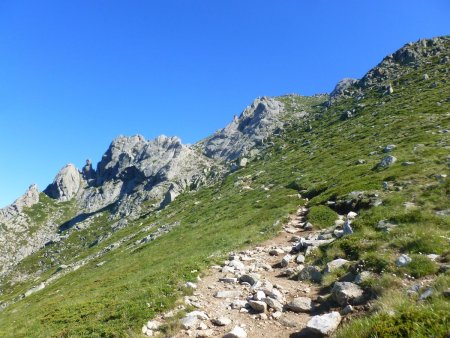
[141,205,357,337]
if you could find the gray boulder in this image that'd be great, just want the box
[396,254,412,267]
[306,312,342,336]
[298,266,322,283]
[332,282,364,305]
[239,273,260,286]
[223,326,247,338]
[286,297,312,313]
[248,300,267,313]
[377,155,397,168]
[325,259,349,273]
[263,297,283,312]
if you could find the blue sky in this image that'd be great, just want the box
[0,1,449,207]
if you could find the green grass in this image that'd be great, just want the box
[1,39,449,337]
[307,205,338,229]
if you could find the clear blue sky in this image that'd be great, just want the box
[0,1,449,207]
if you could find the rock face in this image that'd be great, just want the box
[77,134,214,215]
[198,97,287,162]
[44,164,81,201]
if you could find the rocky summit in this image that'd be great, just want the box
[0,36,449,337]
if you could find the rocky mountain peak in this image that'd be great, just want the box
[327,36,450,104]
[329,78,358,102]
[0,184,40,223]
[14,184,40,210]
[360,35,449,88]
[198,96,285,162]
[44,164,81,202]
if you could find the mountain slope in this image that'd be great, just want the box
[0,36,449,337]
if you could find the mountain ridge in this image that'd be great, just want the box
[0,35,449,337]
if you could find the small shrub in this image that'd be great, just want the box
[361,252,392,273]
[307,205,338,229]
[402,254,439,278]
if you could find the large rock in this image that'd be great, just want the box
[263,297,283,312]
[248,300,267,313]
[211,316,231,326]
[44,164,81,201]
[298,266,322,283]
[286,297,312,313]
[239,273,260,286]
[377,155,397,168]
[325,259,349,273]
[306,312,342,336]
[223,326,247,338]
[331,282,364,305]
[179,315,198,330]
[396,254,412,267]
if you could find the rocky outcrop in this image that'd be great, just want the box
[329,78,358,103]
[0,184,39,222]
[198,97,286,162]
[329,36,450,103]
[360,36,449,88]
[77,134,214,215]
[44,164,81,201]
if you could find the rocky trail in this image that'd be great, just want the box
[142,204,361,337]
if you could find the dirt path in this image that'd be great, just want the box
[142,205,335,337]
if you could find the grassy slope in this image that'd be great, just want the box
[0,44,449,337]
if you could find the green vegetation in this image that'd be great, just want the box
[1,39,449,337]
[307,205,338,229]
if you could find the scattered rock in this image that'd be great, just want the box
[383,144,396,153]
[212,317,232,326]
[185,282,197,289]
[280,254,292,268]
[146,320,162,330]
[377,155,397,168]
[354,271,372,285]
[325,259,349,273]
[332,282,364,305]
[298,266,322,283]
[219,277,238,284]
[296,254,305,264]
[347,211,358,219]
[341,304,354,315]
[343,220,353,235]
[269,248,284,256]
[214,290,242,299]
[223,326,247,338]
[180,315,199,330]
[419,288,434,300]
[248,300,267,313]
[286,297,312,313]
[239,273,260,286]
[263,297,283,312]
[396,254,412,267]
[306,312,342,336]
